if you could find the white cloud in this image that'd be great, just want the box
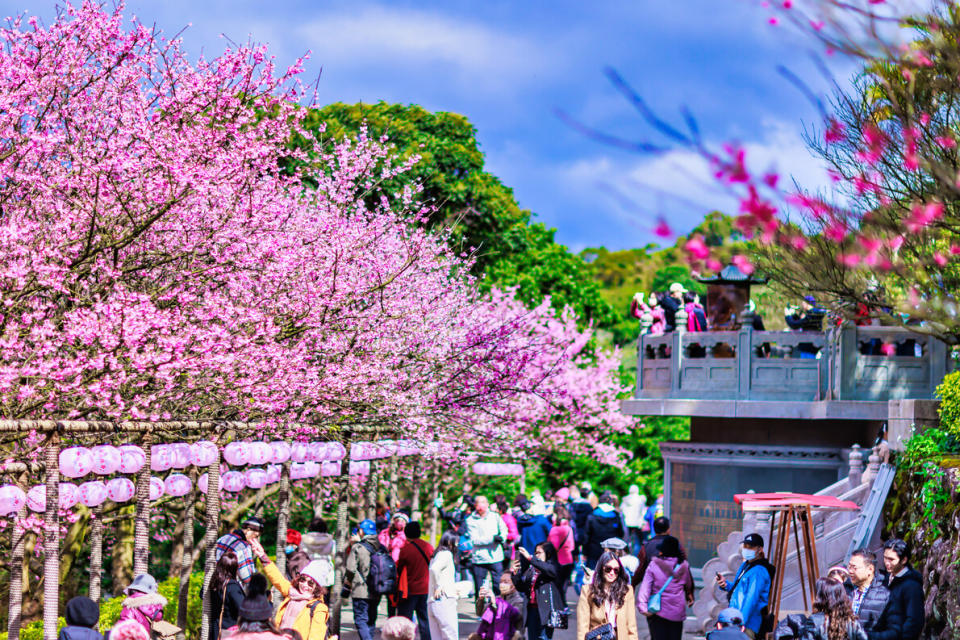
[295,6,552,88]
[558,118,837,238]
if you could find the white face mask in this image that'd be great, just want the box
[741,548,757,561]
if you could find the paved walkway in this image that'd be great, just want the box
[338,586,705,640]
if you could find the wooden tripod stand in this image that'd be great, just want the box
[734,493,860,638]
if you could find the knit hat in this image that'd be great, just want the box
[601,537,628,551]
[124,573,158,595]
[239,593,274,621]
[242,515,265,532]
[359,519,377,535]
[110,619,151,640]
[65,596,99,628]
[300,559,335,588]
[554,487,570,501]
[392,511,410,524]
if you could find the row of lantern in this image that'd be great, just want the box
[471,462,525,477]
[0,459,374,515]
[58,439,423,479]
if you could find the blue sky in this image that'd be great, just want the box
[3,1,855,251]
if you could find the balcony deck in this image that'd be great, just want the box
[622,324,952,420]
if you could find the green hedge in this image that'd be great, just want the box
[3,571,205,640]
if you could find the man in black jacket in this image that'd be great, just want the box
[882,539,925,640]
[845,548,900,640]
[661,283,685,332]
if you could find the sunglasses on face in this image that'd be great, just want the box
[603,565,619,574]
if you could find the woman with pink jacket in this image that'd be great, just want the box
[117,574,167,637]
[636,536,693,640]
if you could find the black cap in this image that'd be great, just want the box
[743,533,764,547]
[65,596,100,627]
[242,515,265,531]
[239,593,274,621]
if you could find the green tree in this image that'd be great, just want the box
[299,102,615,329]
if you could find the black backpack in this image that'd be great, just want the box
[361,541,397,594]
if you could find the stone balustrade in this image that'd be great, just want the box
[634,321,951,407]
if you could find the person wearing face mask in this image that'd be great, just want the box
[715,534,774,639]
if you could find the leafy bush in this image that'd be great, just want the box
[0,619,63,640]
[937,370,960,439]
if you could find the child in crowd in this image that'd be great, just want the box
[59,596,103,640]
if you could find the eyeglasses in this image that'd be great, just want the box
[602,565,619,574]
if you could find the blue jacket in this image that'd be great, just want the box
[515,512,552,554]
[60,627,103,640]
[725,560,772,633]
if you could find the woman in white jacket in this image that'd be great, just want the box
[429,531,460,640]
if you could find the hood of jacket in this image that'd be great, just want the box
[121,592,168,610]
[592,504,618,517]
[301,532,334,554]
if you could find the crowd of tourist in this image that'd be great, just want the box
[71,481,929,640]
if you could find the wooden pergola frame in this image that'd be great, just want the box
[0,420,398,640]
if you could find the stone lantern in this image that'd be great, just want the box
[696,263,768,330]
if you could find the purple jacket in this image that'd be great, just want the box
[118,592,167,635]
[637,557,692,622]
[477,597,523,640]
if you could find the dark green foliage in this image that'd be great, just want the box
[297,102,615,329]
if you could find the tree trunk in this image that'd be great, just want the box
[111,504,135,593]
[388,455,399,507]
[328,438,352,637]
[133,432,153,575]
[88,504,103,602]
[273,462,291,606]
[200,443,221,640]
[8,505,26,640]
[428,461,440,545]
[365,466,377,520]
[59,505,90,588]
[43,438,59,640]
[178,467,198,630]
[411,459,421,514]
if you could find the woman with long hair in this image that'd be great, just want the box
[547,505,575,595]
[512,541,564,640]
[576,551,637,640]
[428,531,460,640]
[636,536,691,640]
[209,551,245,640]
[774,577,867,640]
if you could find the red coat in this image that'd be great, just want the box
[396,538,434,596]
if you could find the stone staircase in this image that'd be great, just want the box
[686,443,885,636]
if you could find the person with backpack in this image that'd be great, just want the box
[397,521,435,640]
[345,519,398,640]
[636,536,692,640]
[428,531,461,640]
[583,492,626,570]
[715,534,775,640]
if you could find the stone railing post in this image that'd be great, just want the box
[670,309,687,395]
[863,446,881,485]
[640,312,653,335]
[836,324,858,400]
[637,331,646,396]
[738,311,754,399]
[848,444,864,487]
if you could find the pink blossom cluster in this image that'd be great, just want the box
[0,4,631,466]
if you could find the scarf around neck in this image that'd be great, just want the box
[280,586,312,630]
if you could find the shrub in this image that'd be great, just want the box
[936,370,960,440]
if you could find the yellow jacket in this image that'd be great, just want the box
[262,561,329,640]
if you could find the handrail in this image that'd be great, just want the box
[637,323,949,402]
